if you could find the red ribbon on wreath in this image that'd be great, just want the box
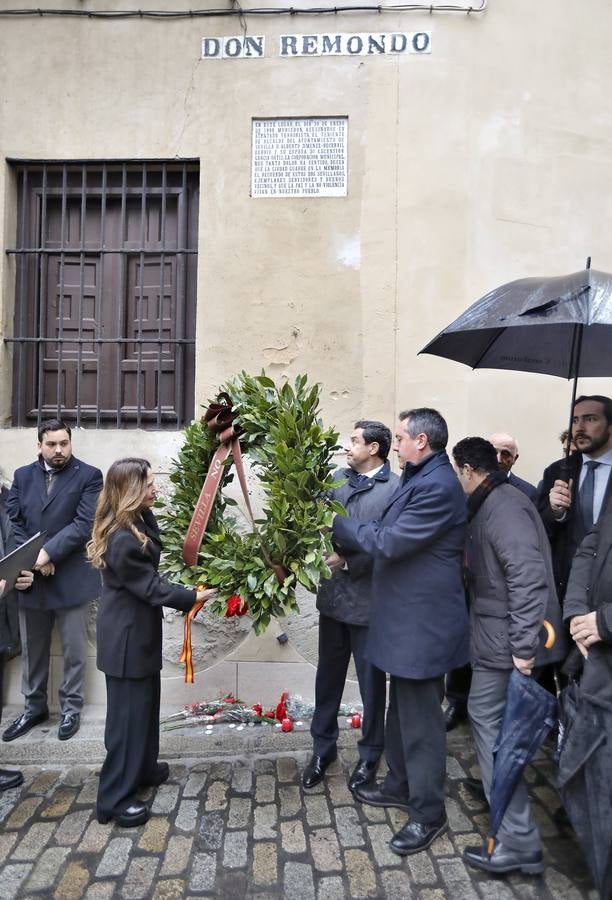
[180,393,288,682]
[183,393,288,583]
[183,393,246,566]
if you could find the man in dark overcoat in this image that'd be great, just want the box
[302,420,399,793]
[332,408,469,856]
[452,437,564,876]
[445,429,539,733]
[3,419,102,742]
[538,395,612,605]
[561,502,612,896]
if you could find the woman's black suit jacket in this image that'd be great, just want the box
[96,508,196,679]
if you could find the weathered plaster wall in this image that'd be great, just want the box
[2,0,612,706]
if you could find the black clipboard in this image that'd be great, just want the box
[0,531,47,594]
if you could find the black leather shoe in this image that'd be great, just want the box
[353,781,410,812]
[390,816,448,856]
[463,842,544,875]
[2,710,49,742]
[97,802,150,828]
[463,777,487,803]
[444,703,468,732]
[302,752,337,789]
[58,713,80,741]
[349,760,378,793]
[0,769,24,792]
[140,762,170,788]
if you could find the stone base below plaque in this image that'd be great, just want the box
[2,615,365,710]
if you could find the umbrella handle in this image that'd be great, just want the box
[558,456,572,484]
[543,619,556,649]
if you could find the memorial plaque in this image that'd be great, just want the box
[251,117,347,198]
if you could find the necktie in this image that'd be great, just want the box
[579,460,600,532]
[46,470,56,496]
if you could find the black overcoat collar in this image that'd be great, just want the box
[383,450,450,514]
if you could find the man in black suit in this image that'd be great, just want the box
[539,395,612,605]
[302,421,398,793]
[489,432,537,502]
[332,409,469,856]
[4,419,102,742]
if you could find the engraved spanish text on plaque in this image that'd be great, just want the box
[251,117,348,198]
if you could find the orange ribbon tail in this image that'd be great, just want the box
[180,600,205,684]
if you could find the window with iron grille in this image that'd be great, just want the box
[6,161,199,428]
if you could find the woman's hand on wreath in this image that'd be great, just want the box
[196,587,218,603]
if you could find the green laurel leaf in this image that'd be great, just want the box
[157,370,343,633]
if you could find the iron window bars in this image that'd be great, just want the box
[5,161,199,429]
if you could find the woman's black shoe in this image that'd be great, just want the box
[97,802,149,828]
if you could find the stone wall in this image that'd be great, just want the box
[2,0,612,708]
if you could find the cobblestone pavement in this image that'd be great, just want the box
[0,727,597,900]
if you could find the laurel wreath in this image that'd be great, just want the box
[157,372,344,634]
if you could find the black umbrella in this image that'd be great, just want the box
[486,668,557,856]
[420,260,612,449]
[558,651,612,895]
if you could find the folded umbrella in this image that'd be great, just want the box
[487,668,557,856]
[558,650,612,896]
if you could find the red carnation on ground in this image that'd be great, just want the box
[275,691,289,722]
[252,703,263,716]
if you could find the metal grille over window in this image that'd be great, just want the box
[6,161,199,429]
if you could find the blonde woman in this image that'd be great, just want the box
[89,458,213,828]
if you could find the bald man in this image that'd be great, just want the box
[489,433,537,503]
